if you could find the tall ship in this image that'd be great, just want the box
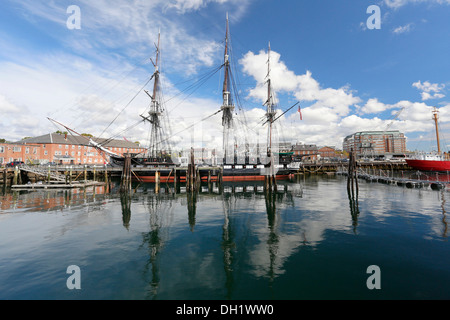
[49,17,295,183]
[109,30,178,182]
[218,15,292,181]
[406,107,450,172]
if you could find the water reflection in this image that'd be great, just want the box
[1,176,449,299]
[440,190,448,238]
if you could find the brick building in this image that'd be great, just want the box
[0,133,146,166]
[292,144,319,161]
[343,131,407,158]
[318,146,338,159]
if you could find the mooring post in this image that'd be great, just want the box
[13,166,18,186]
[120,155,132,193]
[3,168,7,189]
[84,165,87,182]
[69,166,73,185]
[104,164,108,185]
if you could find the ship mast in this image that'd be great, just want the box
[221,13,235,163]
[141,30,165,158]
[433,107,441,154]
[265,42,277,156]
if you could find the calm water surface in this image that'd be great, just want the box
[0,175,449,300]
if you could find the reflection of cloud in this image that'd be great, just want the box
[247,180,355,279]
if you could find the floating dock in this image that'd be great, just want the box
[338,171,449,191]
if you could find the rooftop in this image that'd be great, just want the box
[15,133,141,149]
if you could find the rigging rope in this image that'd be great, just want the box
[98,74,154,139]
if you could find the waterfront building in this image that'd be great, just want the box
[292,143,319,161]
[318,146,338,160]
[343,131,407,159]
[0,132,146,166]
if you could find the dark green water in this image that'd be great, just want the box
[0,175,449,300]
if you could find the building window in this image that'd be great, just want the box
[59,145,62,149]
[0,146,4,153]
[25,147,30,154]
[44,151,48,155]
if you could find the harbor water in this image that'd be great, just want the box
[0,174,449,300]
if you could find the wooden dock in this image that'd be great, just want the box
[11,181,106,191]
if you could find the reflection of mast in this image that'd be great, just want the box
[264,188,279,288]
[141,195,166,299]
[221,14,235,164]
[221,192,235,299]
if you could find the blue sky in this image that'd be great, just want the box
[0,0,449,152]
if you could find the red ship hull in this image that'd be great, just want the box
[406,159,450,172]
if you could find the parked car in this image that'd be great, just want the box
[6,161,25,167]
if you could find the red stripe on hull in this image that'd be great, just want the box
[406,159,450,172]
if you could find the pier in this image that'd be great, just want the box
[1,160,414,191]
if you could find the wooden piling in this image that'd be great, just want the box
[347,151,359,199]
[13,166,18,186]
[104,165,109,185]
[187,148,196,192]
[120,154,132,193]
[3,168,7,190]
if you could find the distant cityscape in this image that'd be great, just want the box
[1,130,410,166]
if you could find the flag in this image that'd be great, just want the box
[298,105,302,120]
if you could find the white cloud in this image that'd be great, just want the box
[412,80,446,100]
[13,0,251,75]
[0,95,20,114]
[240,49,361,115]
[238,47,448,148]
[165,0,229,13]
[392,23,413,34]
[384,0,450,9]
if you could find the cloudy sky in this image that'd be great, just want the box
[0,0,449,152]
